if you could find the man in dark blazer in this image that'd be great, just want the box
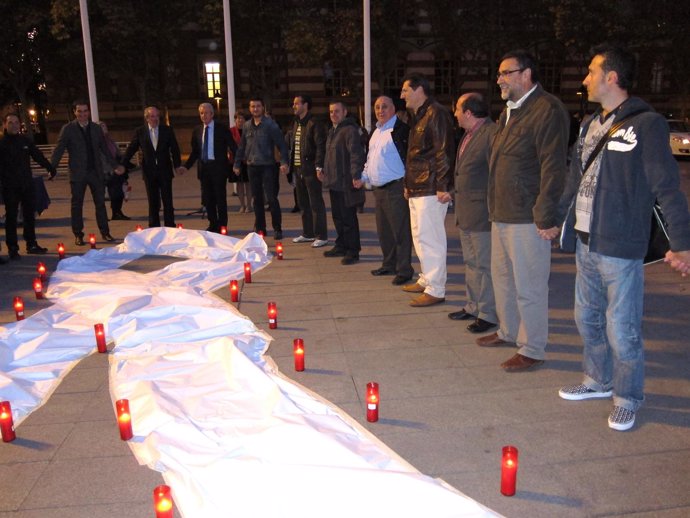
[51,100,124,245]
[121,106,183,227]
[182,102,237,233]
[448,92,498,334]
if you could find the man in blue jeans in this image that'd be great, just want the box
[558,44,690,431]
[234,97,289,241]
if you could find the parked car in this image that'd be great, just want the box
[668,119,690,157]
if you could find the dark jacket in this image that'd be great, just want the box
[560,96,690,259]
[289,112,326,176]
[454,118,496,232]
[323,118,365,206]
[185,121,237,180]
[386,116,410,166]
[488,84,569,228]
[51,120,118,182]
[0,133,55,189]
[404,98,454,197]
[121,124,181,180]
[234,116,288,167]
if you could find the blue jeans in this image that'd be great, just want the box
[575,240,645,411]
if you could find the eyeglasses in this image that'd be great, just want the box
[496,68,525,79]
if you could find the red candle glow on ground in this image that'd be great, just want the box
[89,233,97,249]
[13,297,25,321]
[230,280,239,302]
[0,401,16,442]
[135,224,143,231]
[243,262,252,283]
[500,445,519,496]
[293,338,305,371]
[33,278,44,299]
[177,223,183,229]
[57,242,65,260]
[275,242,284,260]
[37,262,47,282]
[267,302,277,329]
[220,226,227,235]
[115,399,133,441]
[153,485,174,518]
[366,382,380,422]
[94,323,107,353]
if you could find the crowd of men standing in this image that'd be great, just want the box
[1,44,690,432]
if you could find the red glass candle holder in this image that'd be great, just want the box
[135,224,143,232]
[220,226,228,235]
[177,223,184,229]
[257,230,265,239]
[57,242,65,260]
[267,302,277,329]
[500,445,519,496]
[275,242,284,260]
[243,262,252,283]
[366,382,379,422]
[153,485,174,518]
[230,280,239,302]
[33,278,44,300]
[89,233,97,249]
[37,261,47,282]
[293,338,305,371]
[94,323,107,353]
[0,401,16,442]
[116,399,134,441]
[13,296,25,321]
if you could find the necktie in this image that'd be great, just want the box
[150,127,158,150]
[202,125,209,162]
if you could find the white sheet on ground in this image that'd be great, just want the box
[0,227,499,517]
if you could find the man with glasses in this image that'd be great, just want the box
[475,50,569,371]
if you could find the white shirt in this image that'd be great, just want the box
[362,115,405,186]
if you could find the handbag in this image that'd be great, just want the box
[644,202,670,265]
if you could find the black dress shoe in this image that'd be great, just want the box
[274,230,283,240]
[391,275,413,285]
[341,255,359,265]
[111,212,131,221]
[324,247,346,257]
[467,318,498,334]
[371,267,394,276]
[26,244,48,254]
[290,206,300,213]
[448,309,473,321]
[8,248,20,260]
[75,235,86,246]
[102,233,116,242]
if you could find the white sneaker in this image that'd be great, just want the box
[312,239,329,248]
[293,235,315,243]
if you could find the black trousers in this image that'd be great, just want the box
[106,173,126,215]
[143,173,175,227]
[248,164,281,233]
[200,165,228,231]
[373,179,413,277]
[329,189,360,257]
[2,182,37,250]
[294,168,327,240]
[70,173,109,236]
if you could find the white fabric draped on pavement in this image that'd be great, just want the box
[0,227,498,517]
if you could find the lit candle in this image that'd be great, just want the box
[153,485,174,518]
[94,323,107,353]
[220,226,228,235]
[135,224,143,232]
[0,401,16,442]
[500,445,519,496]
[243,262,252,283]
[177,223,183,229]
[89,233,97,249]
[366,382,379,422]
[57,242,65,260]
[275,242,284,260]
[257,230,265,238]
[13,296,25,321]
[37,261,47,282]
[230,280,239,302]
[267,302,277,329]
[115,399,133,441]
[293,338,305,371]
[33,277,44,300]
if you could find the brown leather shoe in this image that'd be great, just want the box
[501,353,544,371]
[409,293,445,307]
[402,282,425,293]
[475,332,514,347]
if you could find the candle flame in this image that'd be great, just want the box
[118,413,131,423]
[0,411,8,419]
[156,498,172,512]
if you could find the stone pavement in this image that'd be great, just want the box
[1,162,689,517]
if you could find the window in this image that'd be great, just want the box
[383,62,406,94]
[434,59,454,95]
[650,61,663,94]
[205,62,221,99]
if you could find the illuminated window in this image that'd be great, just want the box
[205,62,221,99]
